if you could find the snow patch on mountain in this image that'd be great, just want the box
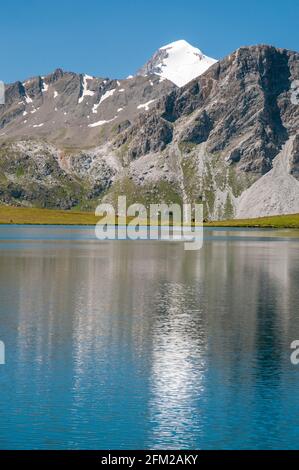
[42,80,49,93]
[92,89,116,113]
[137,39,217,87]
[24,93,32,104]
[137,99,156,111]
[88,117,117,128]
[78,74,94,104]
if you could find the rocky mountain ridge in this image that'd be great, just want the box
[0,42,299,219]
[0,69,175,147]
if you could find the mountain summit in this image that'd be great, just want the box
[137,39,217,87]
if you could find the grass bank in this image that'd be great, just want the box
[205,213,299,229]
[0,206,299,228]
[0,206,99,225]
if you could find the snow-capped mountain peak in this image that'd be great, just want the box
[137,39,217,87]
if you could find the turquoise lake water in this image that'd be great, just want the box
[0,225,299,449]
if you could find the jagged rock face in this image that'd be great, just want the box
[138,48,169,77]
[290,134,299,179]
[115,113,174,159]
[0,44,299,219]
[121,46,299,176]
[180,110,213,145]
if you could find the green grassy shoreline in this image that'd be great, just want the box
[0,206,99,226]
[205,213,299,229]
[1,206,299,229]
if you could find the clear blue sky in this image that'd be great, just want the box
[1,0,298,83]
